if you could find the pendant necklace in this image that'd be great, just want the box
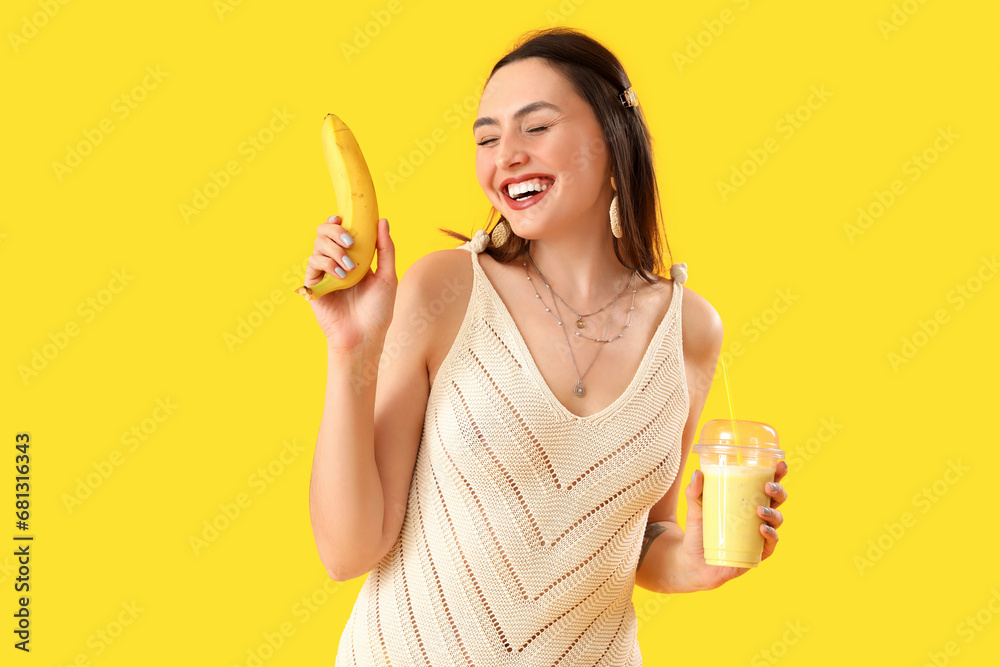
[522,244,639,397]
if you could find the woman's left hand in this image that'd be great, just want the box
[678,460,789,590]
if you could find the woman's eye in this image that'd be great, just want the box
[477,126,549,146]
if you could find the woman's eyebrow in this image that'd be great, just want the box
[473,101,561,132]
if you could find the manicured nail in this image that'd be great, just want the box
[334,267,347,279]
[328,215,339,223]
[691,469,697,484]
[384,218,389,232]
[768,482,779,493]
[341,232,354,246]
[343,256,356,270]
[761,506,772,516]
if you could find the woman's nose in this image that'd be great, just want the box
[495,135,527,169]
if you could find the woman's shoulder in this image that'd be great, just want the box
[404,247,474,293]
[402,248,477,386]
[679,283,724,367]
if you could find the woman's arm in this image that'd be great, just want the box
[634,287,791,592]
[634,287,720,593]
[309,252,454,581]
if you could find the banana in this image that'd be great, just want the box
[295,113,379,300]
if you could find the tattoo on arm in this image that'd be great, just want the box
[637,522,667,572]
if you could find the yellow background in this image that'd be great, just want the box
[3,0,998,664]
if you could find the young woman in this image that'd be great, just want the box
[306,26,789,666]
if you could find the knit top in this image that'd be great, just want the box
[335,229,690,666]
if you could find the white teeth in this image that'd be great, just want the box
[506,179,552,198]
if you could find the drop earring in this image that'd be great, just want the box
[609,192,623,239]
[490,218,511,247]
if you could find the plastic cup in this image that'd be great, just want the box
[692,419,784,568]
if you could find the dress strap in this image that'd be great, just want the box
[669,262,688,284]
[457,229,490,254]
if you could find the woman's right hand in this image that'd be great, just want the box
[304,215,396,351]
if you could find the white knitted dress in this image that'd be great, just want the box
[335,230,690,666]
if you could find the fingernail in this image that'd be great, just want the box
[328,215,339,223]
[691,469,697,484]
[334,267,347,279]
[343,256,356,270]
[768,482,778,493]
[341,233,354,246]
[761,506,772,516]
[764,525,774,534]
[385,218,389,232]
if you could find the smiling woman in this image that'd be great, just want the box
[442,27,671,286]
[305,24,786,667]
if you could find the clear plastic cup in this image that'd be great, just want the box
[692,419,784,568]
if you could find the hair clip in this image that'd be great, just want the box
[619,86,638,108]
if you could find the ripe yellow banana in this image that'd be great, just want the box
[295,113,379,300]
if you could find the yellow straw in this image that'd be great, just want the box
[720,355,742,463]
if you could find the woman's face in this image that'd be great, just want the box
[474,57,613,238]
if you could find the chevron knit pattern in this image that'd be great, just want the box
[336,230,690,666]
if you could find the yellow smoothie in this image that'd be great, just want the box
[701,464,776,567]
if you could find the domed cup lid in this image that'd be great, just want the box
[693,419,784,462]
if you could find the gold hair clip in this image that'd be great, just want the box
[619,86,638,108]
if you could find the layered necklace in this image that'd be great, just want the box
[522,244,639,397]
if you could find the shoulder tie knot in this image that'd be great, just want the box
[670,262,688,284]
[467,228,490,254]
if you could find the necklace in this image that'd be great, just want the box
[524,246,631,330]
[522,243,640,397]
[522,245,639,343]
[552,278,620,397]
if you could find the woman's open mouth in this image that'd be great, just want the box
[502,177,554,210]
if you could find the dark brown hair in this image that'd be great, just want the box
[438,26,672,285]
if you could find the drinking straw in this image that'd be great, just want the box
[720,355,742,464]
